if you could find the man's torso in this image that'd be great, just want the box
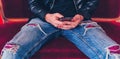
[49,0,77,17]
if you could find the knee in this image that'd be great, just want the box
[107,45,120,54]
[22,23,39,30]
[106,45,120,59]
[1,43,20,55]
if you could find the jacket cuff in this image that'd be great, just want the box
[38,10,48,20]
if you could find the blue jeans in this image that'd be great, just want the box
[1,18,120,59]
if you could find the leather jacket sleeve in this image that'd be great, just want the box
[28,0,49,20]
[77,0,99,20]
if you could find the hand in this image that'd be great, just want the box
[45,13,64,27]
[58,14,84,30]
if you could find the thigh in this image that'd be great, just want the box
[62,21,118,59]
[1,18,60,59]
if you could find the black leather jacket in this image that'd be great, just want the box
[28,0,98,20]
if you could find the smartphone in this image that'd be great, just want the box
[59,17,73,21]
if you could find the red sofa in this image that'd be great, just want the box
[0,0,120,59]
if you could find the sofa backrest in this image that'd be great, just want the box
[1,0,32,18]
[1,0,120,18]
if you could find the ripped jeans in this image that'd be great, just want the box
[1,18,120,59]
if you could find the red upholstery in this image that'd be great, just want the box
[0,16,4,24]
[0,0,120,59]
[93,0,120,18]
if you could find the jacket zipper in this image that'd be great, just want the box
[50,0,55,10]
[73,0,78,13]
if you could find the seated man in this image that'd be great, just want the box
[1,0,120,59]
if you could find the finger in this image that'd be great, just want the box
[65,22,79,28]
[72,17,80,22]
[71,18,77,22]
[54,24,62,28]
[52,23,58,28]
[53,21,64,28]
[61,25,75,30]
[64,21,78,27]
[72,14,83,22]
[55,13,64,18]
[63,21,77,28]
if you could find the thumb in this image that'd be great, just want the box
[71,17,77,22]
[55,13,64,18]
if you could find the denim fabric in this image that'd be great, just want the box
[62,21,119,59]
[1,18,120,59]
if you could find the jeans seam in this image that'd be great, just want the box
[69,30,102,59]
[22,30,59,59]
[36,23,47,35]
